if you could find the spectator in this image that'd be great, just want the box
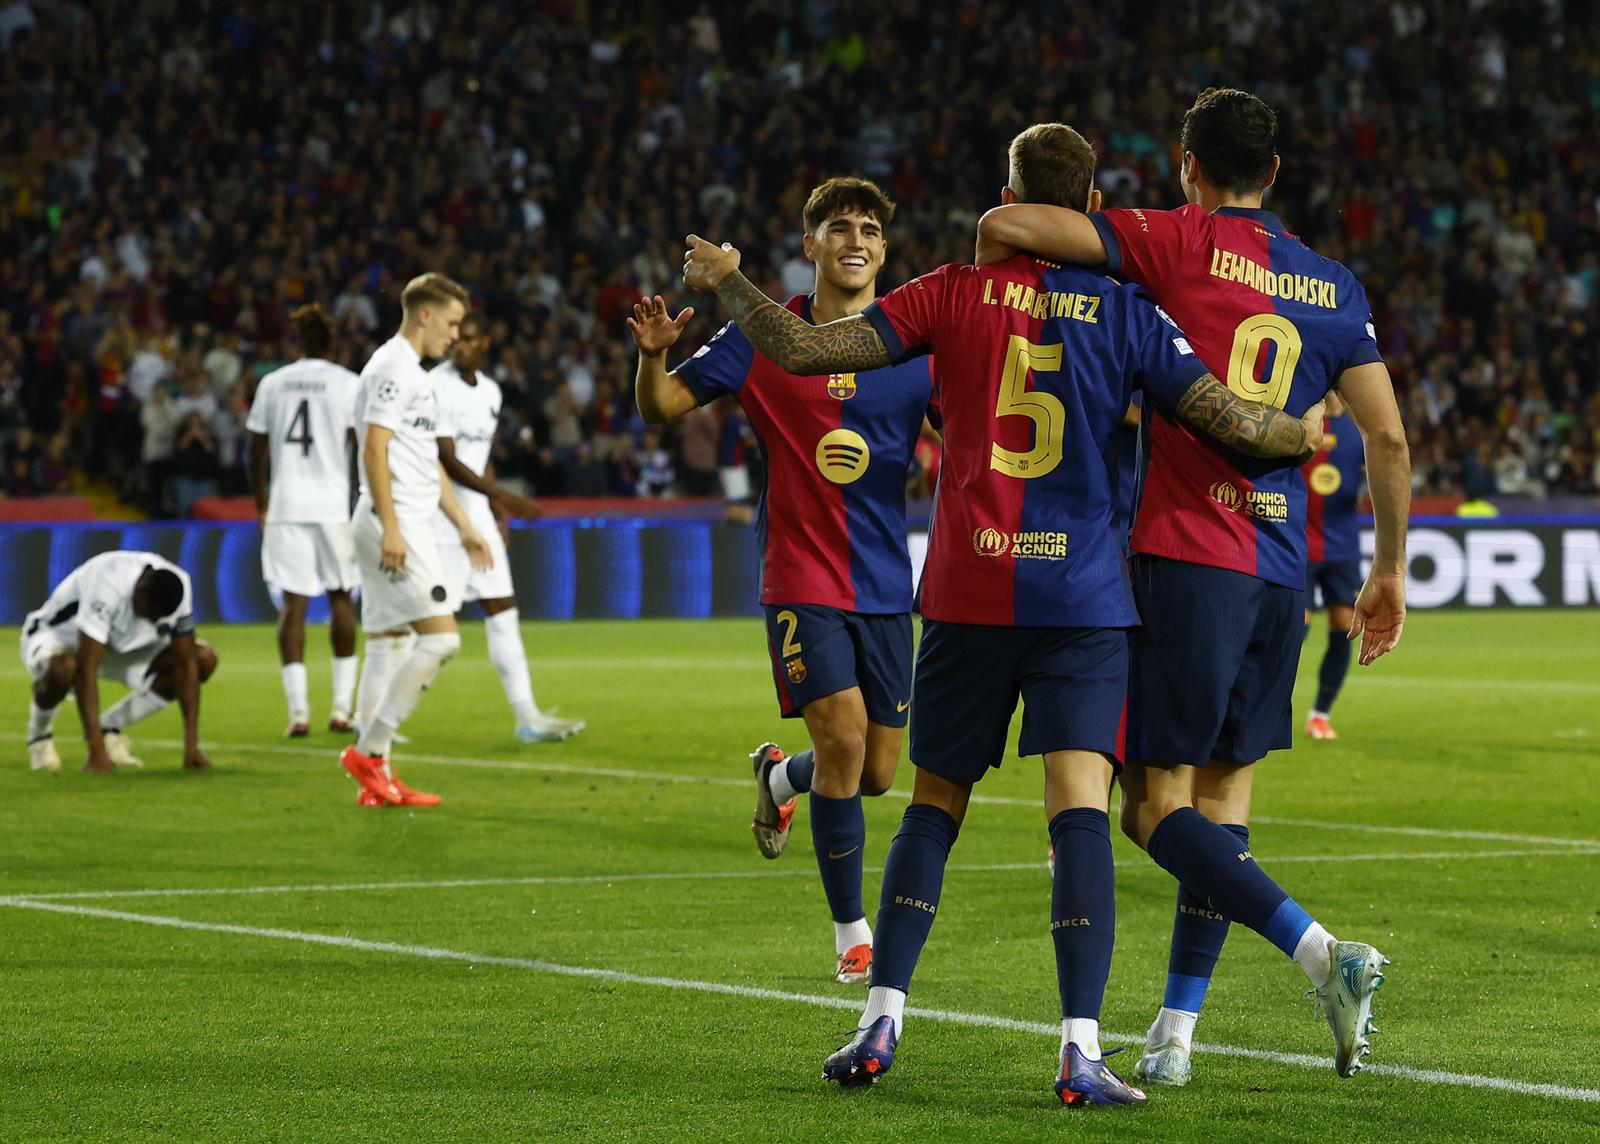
[638,428,675,497]
[169,411,219,518]
[677,406,719,496]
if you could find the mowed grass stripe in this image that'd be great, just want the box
[3,895,1597,1105]
[10,846,1599,902]
[12,731,1595,848]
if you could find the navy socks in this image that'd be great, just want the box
[1315,630,1351,713]
[869,803,960,992]
[1146,808,1312,957]
[1162,822,1250,1012]
[810,791,867,923]
[1048,808,1117,1021]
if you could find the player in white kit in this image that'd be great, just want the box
[339,272,490,808]
[22,551,216,773]
[432,310,585,743]
[246,304,362,737]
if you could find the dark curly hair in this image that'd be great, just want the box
[1180,87,1279,194]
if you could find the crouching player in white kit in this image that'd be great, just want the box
[432,310,585,743]
[246,303,362,737]
[23,551,216,773]
[339,272,491,808]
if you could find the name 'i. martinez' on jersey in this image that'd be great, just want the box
[673,295,935,614]
[862,256,1209,629]
[1089,204,1383,587]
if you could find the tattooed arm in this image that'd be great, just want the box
[1173,375,1326,461]
[682,235,892,374]
[718,270,892,374]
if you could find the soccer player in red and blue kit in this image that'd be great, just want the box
[979,89,1413,1085]
[684,124,1326,1106]
[633,178,934,986]
[1303,392,1365,741]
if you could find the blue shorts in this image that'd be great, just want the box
[764,604,913,728]
[910,620,1129,786]
[1306,559,1362,612]
[1127,556,1302,767]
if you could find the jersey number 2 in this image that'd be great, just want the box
[1226,314,1303,409]
[286,399,314,458]
[990,335,1065,479]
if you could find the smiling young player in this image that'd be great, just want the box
[633,177,935,985]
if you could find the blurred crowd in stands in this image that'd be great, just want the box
[2,0,1598,514]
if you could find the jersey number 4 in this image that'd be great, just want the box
[990,335,1066,480]
[286,399,314,458]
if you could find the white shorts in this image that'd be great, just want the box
[438,521,514,603]
[352,505,459,633]
[262,521,359,598]
[21,627,162,690]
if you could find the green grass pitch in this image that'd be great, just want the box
[2,611,1598,1142]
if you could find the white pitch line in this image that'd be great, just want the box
[1,896,1595,1105]
[8,731,1596,847]
[8,847,1596,903]
[1250,817,1600,849]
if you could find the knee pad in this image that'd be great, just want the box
[416,631,461,663]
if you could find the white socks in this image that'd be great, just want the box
[331,655,358,714]
[356,633,411,734]
[835,916,872,956]
[1293,923,1337,986]
[861,986,905,1037]
[1062,1018,1102,1061]
[1148,1006,1198,1051]
[356,631,460,758]
[28,700,56,740]
[102,689,168,733]
[485,609,539,726]
[281,663,309,720]
[769,761,801,804]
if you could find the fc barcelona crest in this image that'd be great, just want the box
[826,373,857,401]
[785,656,808,684]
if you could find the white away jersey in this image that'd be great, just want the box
[24,551,194,654]
[355,334,441,518]
[430,360,502,528]
[246,357,359,523]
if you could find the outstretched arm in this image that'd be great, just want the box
[977,205,1108,267]
[628,296,700,423]
[682,236,892,375]
[1171,376,1326,461]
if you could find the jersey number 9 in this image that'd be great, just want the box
[1226,314,1303,410]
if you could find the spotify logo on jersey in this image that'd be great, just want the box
[815,428,870,484]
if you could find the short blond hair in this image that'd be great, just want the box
[400,272,469,315]
[1007,123,1097,209]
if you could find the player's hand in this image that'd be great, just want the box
[1299,400,1328,454]
[84,746,115,774]
[496,492,543,520]
[463,530,493,572]
[497,516,512,549]
[683,235,740,291]
[379,525,407,573]
[183,746,213,770]
[256,509,268,531]
[627,296,695,355]
[1350,571,1405,666]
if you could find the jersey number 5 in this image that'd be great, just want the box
[990,335,1065,479]
[286,399,314,458]
[1226,314,1303,409]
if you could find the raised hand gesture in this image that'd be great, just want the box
[627,296,695,356]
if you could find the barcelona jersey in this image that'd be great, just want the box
[1304,410,1363,563]
[863,258,1209,628]
[1090,205,1383,588]
[675,295,934,614]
